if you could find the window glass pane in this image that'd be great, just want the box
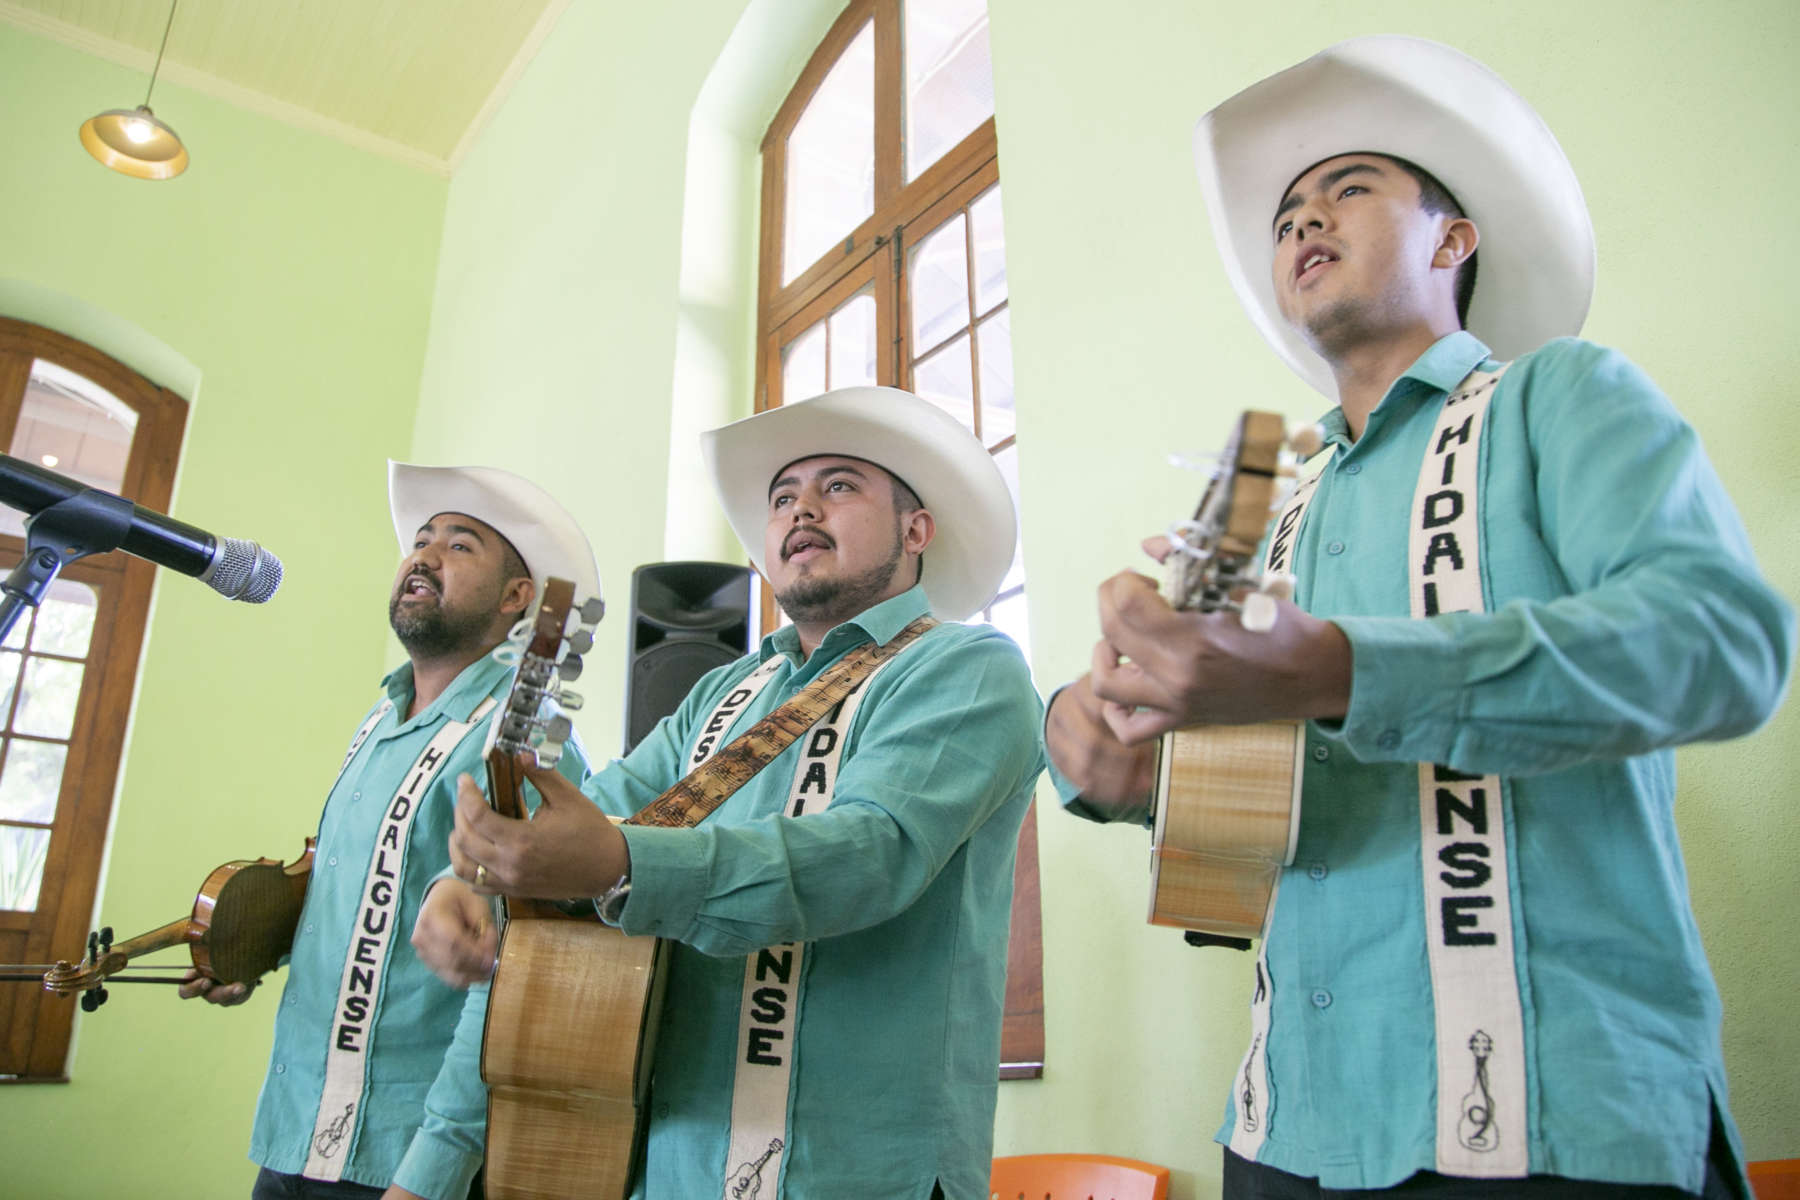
[0,649,21,720]
[30,580,98,659]
[0,825,51,911]
[782,320,828,403]
[977,308,1015,449]
[784,22,876,284]
[988,589,1031,654]
[904,0,995,181]
[0,739,66,824]
[912,333,974,433]
[14,657,83,740]
[970,184,1007,313]
[828,291,878,389]
[1,359,139,540]
[909,213,969,352]
[992,441,1025,593]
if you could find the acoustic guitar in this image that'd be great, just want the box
[478,578,668,1200]
[1146,411,1319,941]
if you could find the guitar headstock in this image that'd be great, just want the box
[486,577,604,818]
[1165,411,1320,626]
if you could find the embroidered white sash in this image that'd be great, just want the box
[682,649,907,1199]
[1409,363,1528,1177]
[1225,452,1325,1160]
[302,693,497,1178]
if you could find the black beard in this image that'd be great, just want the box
[389,592,495,659]
[774,526,905,630]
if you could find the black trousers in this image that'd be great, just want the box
[1224,1117,1743,1200]
[252,1167,485,1200]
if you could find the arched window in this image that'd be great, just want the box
[755,0,1041,1078]
[0,317,188,1081]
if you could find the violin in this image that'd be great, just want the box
[0,839,315,1011]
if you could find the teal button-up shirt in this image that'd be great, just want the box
[1061,333,1792,1191]
[591,585,1042,1199]
[249,652,589,1200]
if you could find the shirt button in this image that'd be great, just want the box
[1378,729,1402,751]
[1308,863,1328,881]
[1326,540,1345,555]
[1343,463,1362,475]
[1311,989,1333,1009]
[1311,745,1330,762]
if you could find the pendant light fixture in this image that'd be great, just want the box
[79,0,188,180]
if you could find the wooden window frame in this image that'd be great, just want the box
[0,317,188,1082]
[753,0,1043,1080]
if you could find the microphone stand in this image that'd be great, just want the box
[0,487,133,643]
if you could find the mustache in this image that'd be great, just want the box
[781,525,836,560]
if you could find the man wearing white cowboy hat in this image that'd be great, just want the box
[1046,35,1790,1200]
[411,386,1045,1199]
[182,462,598,1200]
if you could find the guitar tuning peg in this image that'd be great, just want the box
[567,629,594,655]
[578,597,605,625]
[558,654,583,682]
[556,689,584,712]
[1286,422,1325,459]
[1239,591,1280,633]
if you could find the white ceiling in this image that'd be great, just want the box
[0,0,572,176]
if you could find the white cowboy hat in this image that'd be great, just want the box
[1193,35,1595,398]
[387,461,601,605]
[701,387,1016,623]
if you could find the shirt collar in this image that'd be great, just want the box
[1317,330,1494,450]
[380,650,512,725]
[759,583,933,667]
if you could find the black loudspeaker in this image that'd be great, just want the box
[624,561,757,753]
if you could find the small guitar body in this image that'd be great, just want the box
[475,579,668,1200]
[1145,411,1317,940]
[484,918,667,1200]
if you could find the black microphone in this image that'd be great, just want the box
[0,454,282,602]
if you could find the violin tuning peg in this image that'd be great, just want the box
[578,597,605,625]
[558,654,584,682]
[556,689,584,712]
[567,629,594,655]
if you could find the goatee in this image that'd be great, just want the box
[775,527,904,630]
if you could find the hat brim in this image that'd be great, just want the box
[388,462,601,605]
[701,387,1016,623]
[1194,35,1595,397]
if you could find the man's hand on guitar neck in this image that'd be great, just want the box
[1090,568,1353,744]
[450,753,628,904]
[1045,674,1157,817]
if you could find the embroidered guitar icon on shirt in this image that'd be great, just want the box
[728,1137,784,1199]
[312,1103,354,1159]
[1457,1030,1499,1153]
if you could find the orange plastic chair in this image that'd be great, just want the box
[989,1153,1171,1200]
[1751,1159,1800,1200]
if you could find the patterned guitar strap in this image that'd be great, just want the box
[627,616,937,1200]
[1229,362,1524,1175]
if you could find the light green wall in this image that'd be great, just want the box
[3,3,1794,1199]
[986,2,1799,1197]
[0,23,446,1199]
